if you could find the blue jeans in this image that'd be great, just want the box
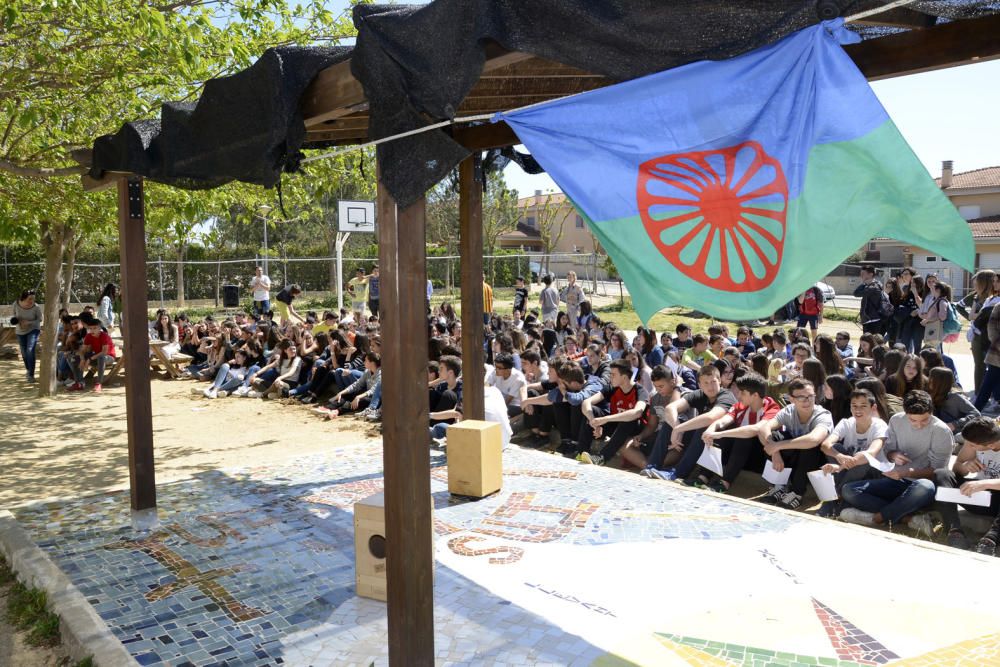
[430,423,449,440]
[841,477,935,524]
[17,329,39,377]
[369,380,382,409]
[253,368,279,391]
[974,364,1000,411]
[334,368,363,391]
[254,299,270,317]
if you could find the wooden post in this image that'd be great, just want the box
[459,155,485,420]
[377,171,434,664]
[118,176,156,511]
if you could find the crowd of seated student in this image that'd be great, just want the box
[468,307,999,555]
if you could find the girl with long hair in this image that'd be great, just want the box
[960,270,999,391]
[97,283,118,331]
[927,366,979,435]
[813,334,845,377]
[822,374,853,425]
[920,280,952,349]
[885,353,925,397]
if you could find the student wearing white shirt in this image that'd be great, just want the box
[935,417,1000,553]
[487,352,528,417]
[816,389,889,518]
[250,266,272,317]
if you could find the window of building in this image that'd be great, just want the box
[867,241,877,251]
[925,256,937,262]
[525,216,535,228]
[575,214,584,228]
[958,205,981,220]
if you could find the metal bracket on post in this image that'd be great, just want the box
[473,152,485,185]
[127,178,144,220]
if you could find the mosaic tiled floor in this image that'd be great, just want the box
[10,442,1000,666]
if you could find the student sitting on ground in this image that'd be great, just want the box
[576,358,649,465]
[79,313,118,393]
[429,355,463,426]
[757,378,833,510]
[201,349,254,399]
[699,372,781,493]
[323,352,381,419]
[815,389,889,517]
[933,417,1000,552]
[681,334,716,370]
[642,364,736,481]
[486,352,527,418]
[520,360,605,455]
[247,340,299,398]
[840,390,953,534]
[620,365,682,469]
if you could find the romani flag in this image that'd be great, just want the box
[496,20,974,322]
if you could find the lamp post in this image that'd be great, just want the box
[258,204,272,274]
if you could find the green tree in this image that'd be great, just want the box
[483,172,520,284]
[0,0,353,395]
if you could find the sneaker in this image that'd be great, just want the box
[839,507,876,526]
[946,529,970,551]
[26,373,35,383]
[300,394,316,405]
[203,388,217,399]
[906,513,935,538]
[217,390,228,398]
[708,479,729,494]
[191,386,205,395]
[232,385,249,397]
[682,475,709,488]
[93,383,102,393]
[975,535,997,556]
[757,485,787,505]
[650,468,677,481]
[365,408,382,422]
[247,390,262,399]
[776,491,803,510]
[816,501,842,519]
[68,382,84,392]
[578,452,604,466]
[63,378,76,387]
[639,465,657,478]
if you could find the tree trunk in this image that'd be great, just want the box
[175,243,186,307]
[62,237,79,312]
[38,221,72,398]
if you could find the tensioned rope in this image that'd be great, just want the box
[300,0,918,167]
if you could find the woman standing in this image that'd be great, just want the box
[12,289,42,382]
[97,283,118,331]
[920,280,952,350]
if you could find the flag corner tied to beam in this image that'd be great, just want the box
[496,19,975,323]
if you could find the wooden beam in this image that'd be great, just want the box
[377,167,434,665]
[452,122,519,151]
[117,176,156,511]
[459,155,485,421]
[846,12,1000,80]
[83,172,120,192]
[303,45,532,129]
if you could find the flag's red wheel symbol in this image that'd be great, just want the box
[637,141,787,292]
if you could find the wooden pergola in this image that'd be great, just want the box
[91,9,1000,665]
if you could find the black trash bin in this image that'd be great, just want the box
[223,285,240,308]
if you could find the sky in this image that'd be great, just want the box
[503,58,1000,196]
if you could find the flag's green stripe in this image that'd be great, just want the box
[586,120,975,323]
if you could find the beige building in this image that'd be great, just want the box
[500,191,597,255]
[869,161,1000,294]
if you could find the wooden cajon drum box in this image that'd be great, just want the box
[447,420,503,498]
[354,492,388,601]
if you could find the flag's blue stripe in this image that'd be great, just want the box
[498,20,886,222]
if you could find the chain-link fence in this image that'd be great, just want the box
[0,248,972,311]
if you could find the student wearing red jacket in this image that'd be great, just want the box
[80,314,118,392]
[700,373,781,492]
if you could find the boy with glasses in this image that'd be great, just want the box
[840,390,952,533]
[758,378,832,509]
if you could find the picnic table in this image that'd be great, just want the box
[0,326,15,349]
[104,339,192,383]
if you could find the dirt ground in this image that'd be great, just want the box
[0,357,381,509]
[0,585,71,667]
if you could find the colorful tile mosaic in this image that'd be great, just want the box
[9,443,1000,666]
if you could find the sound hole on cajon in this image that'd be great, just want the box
[368,534,387,559]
